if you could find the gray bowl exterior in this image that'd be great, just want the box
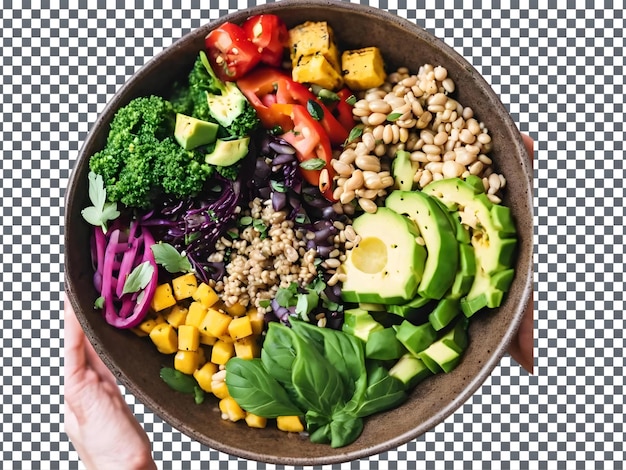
[64,0,533,465]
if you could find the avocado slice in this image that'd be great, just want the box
[460,268,515,316]
[394,320,437,357]
[448,243,477,300]
[428,297,461,331]
[342,308,384,342]
[387,295,432,319]
[205,137,250,167]
[389,353,433,388]
[392,150,417,191]
[386,190,459,300]
[418,317,469,373]
[174,113,219,150]
[341,207,426,305]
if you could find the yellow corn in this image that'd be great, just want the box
[149,323,178,355]
[193,283,220,308]
[211,340,235,365]
[178,324,200,352]
[245,413,267,429]
[171,272,198,301]
[228,316,253,340]
[219,397,246,422]
[277,416,304,433]
[150,283,177,312]
[193,362,218,393]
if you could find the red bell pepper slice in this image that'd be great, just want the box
[332,88,357,135]
[242,14,289,68]
[205,22,262,81]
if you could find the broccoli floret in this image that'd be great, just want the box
[215,163,240,181]
[89,95,214,210]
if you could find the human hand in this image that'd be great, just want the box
[505,134,534,374]
[63,294,157,470]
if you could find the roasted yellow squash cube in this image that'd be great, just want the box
[150,283,177,312]
[224,302,247,317]
[137,314,165,335]
[192,282,220,308]
[292,54,344,90]
[234,336,260,360]
[185,302,208,329]
[196,346,207,367]
[172,273,198,301]
[228,316,253,340]
[247,308,265,335]
[130,327,149,337]
[149,323,178,355]
[199,332,218,346]
[219,397,246,422]
[211,339,235,365]
[193,362,218,393]
[178,324,200,351]
[174,350,201,375]
[201,308,232,338]
[277,416,304,433]
[165,304,188,328]
[245,413,267,429]
[341,47,387,91]
[289,21,340,70]
[212,380,230,399]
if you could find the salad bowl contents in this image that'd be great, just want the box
[64,1,532,465]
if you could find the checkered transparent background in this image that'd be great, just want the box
[2,0,624,468]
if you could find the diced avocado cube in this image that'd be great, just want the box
[394,320,437,357]
[389,353,433,389]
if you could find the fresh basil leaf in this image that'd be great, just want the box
[350,361,407,418]
[309,423,332,444]
[306,409,332,444]
[261,322,299,388]
[387,112,402,121]
[225,358,303,418]
[94,296,104,309]
[345,94,357,106]
[275,282,298,308]
[329,411,364,448]
[121,261,154,295]
[151,243,192,274]
[306,99,324,121]
[299,158,326,171]
[294,289,319,321]
[346,125,363,144]
[160,367,197,394]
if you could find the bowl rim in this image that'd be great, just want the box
[64,0,533,465]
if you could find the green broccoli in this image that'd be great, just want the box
[170,55,216,123]
[89,95,214,210]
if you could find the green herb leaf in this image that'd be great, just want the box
[261,322,299,388]
[346,125,364,144]
[294,289,319,322]
[345,94,357,106]
[270,180,287,193]
[122,261,154,295]
[306,99,324,121]
[185,232,201,245]
[81,172,120,233]
[238,216,253,226]
[329,411,364,448]
[275,282,298,307]
[225,358,303,418]
[94,296,104,309]
[349,361,407,418]
[160,367,198,394]
[299,158,326,171]
[258,299,271,308]
[386,112,402,122]
[151,243,192,274]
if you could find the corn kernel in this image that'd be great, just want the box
[228,316,253,340]
[277,416,304,433]
[200,308,232,338]
[193,283,220,308]
[247,308,265,335]
[171,272,198,301]
[193,362,218,393]
[151,283,177,312]
[165,305,188,328]
[149,323,178,354]
[174,350,201,375]
[185,302,208,329]
[178,324,200,351]
[219,397,246,422]
[234,336,260,360]
[225,302,246,317]
[211,340,235,365]
[245,413,267,429]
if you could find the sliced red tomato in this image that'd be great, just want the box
[242,14,288,67]
[236,67,293,130]
[281,104,336,201]
[205,22,262,81]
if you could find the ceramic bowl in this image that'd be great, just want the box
[64,0,533,465]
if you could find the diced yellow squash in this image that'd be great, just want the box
[224,302,247,317]
[228,316,253,340]
[289,21,340,70]
[218,334,235,344]
[199,332,218,346]
[174,350,201,375]
[193,362,218,393]
[292,54,344,90]
[172,273,198,301]
[277,416,304,433]
[192,282,220,308]
[151,283,177,312]
[149,323,178,354]
[137,313,167,335]
[234,336,260,360]
[165,304,188,328]
[341,47,387,91]
[247,308,265,335]
[196,346,207,367]
[185,302,208,329]
[212,380,230,399]
[201,308,232,338]
[245,413,268,429]
[130,327,149,337]
[219,397,246,422]
[178,324,200,351]
[211,340,235,365]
